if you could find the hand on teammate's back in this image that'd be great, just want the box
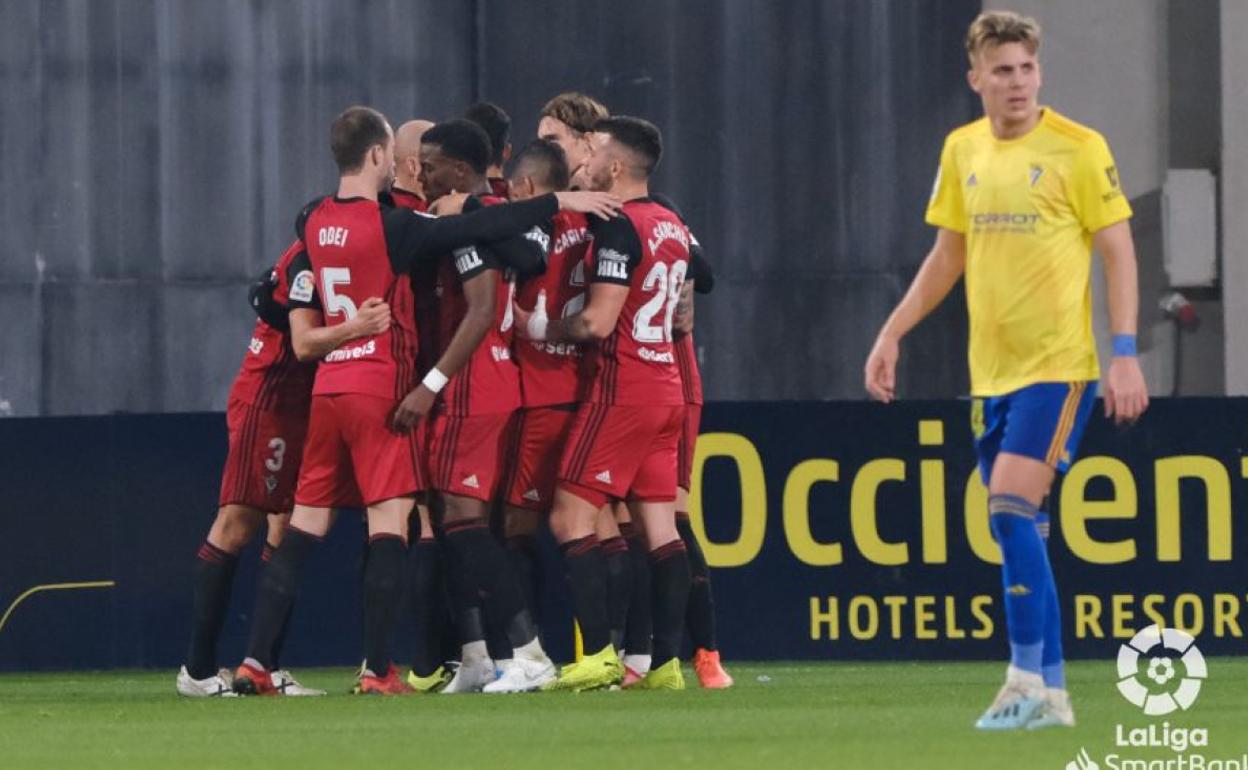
[864,334,899,403]
[349,297,391,337]
[391,384,436,432]
[554,191,622,220]
[1104,355,1149,425]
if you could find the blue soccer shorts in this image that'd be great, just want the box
[971,380,1098,484]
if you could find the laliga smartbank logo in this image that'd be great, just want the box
[1116,624,1206,715]
[1064,625,1248,770]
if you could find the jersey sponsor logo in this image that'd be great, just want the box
[638,346,675,364]
[523,489,541,503]
[1029,164,1044,187]
[597,248,630,280]
[594,469,613,484]
[290,270,315,303]
[454,247,484,275]
[248,337,265,355]
[462,474,480,489]
[966,172,978,187]
[490,345,512,362]
[323,339,376,362]
[529,340,581,358]
[317,226,349,247]
[647,220,690,253]
[552,226,589,255]
[971,212,1041,234]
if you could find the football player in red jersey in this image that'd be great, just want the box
[416,119,560,693]
[499,139,592,634]
[233,106,619,696]
[537,92,609,190]
[515,116,693,691]
[176,241,390,698]
[464,102,513,200]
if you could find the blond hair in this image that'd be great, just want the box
[539,92,609,134]
[965,10,1042,63]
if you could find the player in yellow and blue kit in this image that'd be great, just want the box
[865,10,1149,731]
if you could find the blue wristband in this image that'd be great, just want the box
[1112,334,1137,357]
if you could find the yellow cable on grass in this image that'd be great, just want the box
[0,581,116,634]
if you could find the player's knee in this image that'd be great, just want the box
[209,505,265,553]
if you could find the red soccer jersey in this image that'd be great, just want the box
[433,194,522,416]
[230,239,316,411]
[390,187,428,213]
[292,197,419,401]
[674,332,703,405]
[581,198,690,406]
[515,211,591,408]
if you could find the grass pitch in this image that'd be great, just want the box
[1,660,1246,770]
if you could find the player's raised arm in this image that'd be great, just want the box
[864,227,966,402]
[1095,220,1149,424]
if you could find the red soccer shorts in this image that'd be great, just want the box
[504,405,577,511]
[295,393,425,507]
[677,403,702,492]
[557,403,684,509]
[218,396,309,513]
[427,410,518,502]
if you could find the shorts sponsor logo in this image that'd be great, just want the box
[638,347,675,364]
[264,475,278,493]
[324,339,376,363]
[595,470,612,484]
[462,474,480,489]
[290,270,315,303]
[523,489,541,503]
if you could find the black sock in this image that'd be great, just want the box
[443,519,538,658]
[506,534,542,627]
[560,535,611,654]
[260,543,294,670]
[362,534,406,677]
[185,542,239,679]
[244,527,320,669]
[601,536,631,650]
[621,525,652,656]
[650,539,692,666]
[676,515,717,651]
[406,536,444,677]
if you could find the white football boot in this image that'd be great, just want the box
[176,666,237,697]
[270,669,327,696]
[974,665,1047,730]
[442,655,496,694]
[1026,688,1076,729]
[483,655,557,693]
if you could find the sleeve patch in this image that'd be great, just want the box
[290,270,315,303]
[524,226,552,252]
[596,247,631,281]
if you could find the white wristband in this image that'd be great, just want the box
[422,367,449,394]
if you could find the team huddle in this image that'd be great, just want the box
[176,92,733,697]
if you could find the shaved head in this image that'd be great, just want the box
[394,119,435,196]
[396,120,435,159]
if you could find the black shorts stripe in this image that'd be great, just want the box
[565,403,610,482]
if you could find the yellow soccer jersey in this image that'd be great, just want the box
[925,108,1132,397]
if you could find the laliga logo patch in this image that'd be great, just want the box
[1116,624,1206,715]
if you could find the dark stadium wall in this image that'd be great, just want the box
[0,0,978,416]
[3,398,1245,671]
